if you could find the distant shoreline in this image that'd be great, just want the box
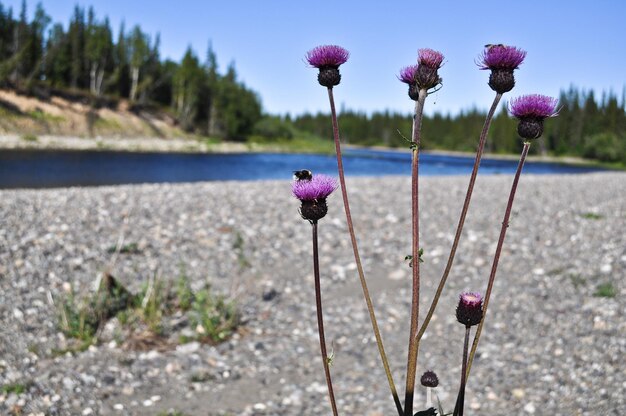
[0,134,616,169]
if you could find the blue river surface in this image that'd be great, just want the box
[0,148,605,189]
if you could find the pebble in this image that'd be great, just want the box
[0,173,623,415]
[388,268,407,280]
[512,388,525,399]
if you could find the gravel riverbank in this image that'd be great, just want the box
[1,173,624,415]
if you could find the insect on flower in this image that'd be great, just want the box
[484,43,506,49]
[293,169,313,181]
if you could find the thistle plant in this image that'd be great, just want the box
[292,173,339,415]
[306,44,404,414]
[295,44,558,416]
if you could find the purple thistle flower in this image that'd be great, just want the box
[478,44,526,94]
[292,174,337,201]
[414,48,444,92]
[456,291,484,327]
[418,48,445,69]
[398,65,419,84]
[509,95,559,140]
[292,174,338,222]
[306,45,350,68]
[398,65,421,100]
[478,45,526,70]
[306,45,349,88]
[509,94,560,119]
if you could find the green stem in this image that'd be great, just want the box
[465,142,531,380]
[312,221,339,416]
[404,88,428,416]
[416,92,502,343]
[327,87,403,416]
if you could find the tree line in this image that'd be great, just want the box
[1,2,624,163]
[0,1,261,139]
[285,86,626,163]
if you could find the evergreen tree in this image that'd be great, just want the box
[128,25,149,101]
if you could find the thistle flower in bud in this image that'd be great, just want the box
[478,45,527,94]
[420,370,439,388]
[398,65,420,100]
[306,45,350,88]
[456,291,484,327]
[292,173,338,222]
[509,94,560,140]
[415,48,444,91]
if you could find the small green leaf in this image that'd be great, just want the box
[405,248,425,267]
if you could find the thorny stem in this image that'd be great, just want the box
[453,326,472,416]
[327,87,403,416]
[404,88,428,416]
[465,142,532,380]
[312,222,339,416]
[416,92,502,343]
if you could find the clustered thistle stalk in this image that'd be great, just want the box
[416,44,527,346]
[399,47,444,416]
[294,43,559,416]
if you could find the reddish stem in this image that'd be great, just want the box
[312,222,339,416]
[416,92,502,343]
[465,142,532,379]
[327,87,403,416]
[404,88,428,416]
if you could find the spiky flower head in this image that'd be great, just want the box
[420,370,439,388]
[306,45,349,88]
[415,48,444,92]
[478,44,527,94]
[509,95,560,140]
[292,174,338,222]
[418,48,445,68]
[398,65,420,100]
[456,291,484,327]
[479,45,526,70]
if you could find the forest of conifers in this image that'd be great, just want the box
[1,1,625,163]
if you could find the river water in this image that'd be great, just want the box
[0,148,604,189]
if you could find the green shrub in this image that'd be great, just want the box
[253,116,294,140]
[582,132,626,163]
[21,134,38,142]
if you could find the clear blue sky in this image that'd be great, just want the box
[6,0,626,116]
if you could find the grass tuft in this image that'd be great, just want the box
[57,270,239,351]
[1,382,31,395]
[594,282,617,298]
[581,212,603,220]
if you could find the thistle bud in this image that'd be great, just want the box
[416,48,444,91]
[292,174,338,223]
[306,45,350,88]
[398,65,420,100]
[456,291,484,327]
[478,45,526,94]
[420,370,439,388]
[509,95,560,140]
